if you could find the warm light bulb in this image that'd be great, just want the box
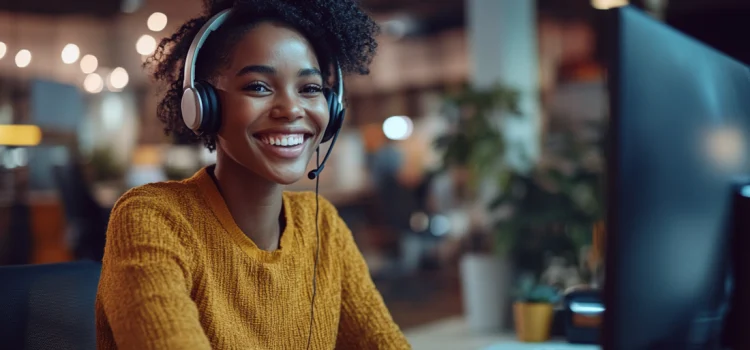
[80,54,98,74]
[15,49,31,68]
[0,42,6,60]
[147,12,168,32]
[109,67,129,90]
[83,73,104,94]
[61,43,80,64]
[136,34,157,55]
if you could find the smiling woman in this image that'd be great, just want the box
[95,0,409,349]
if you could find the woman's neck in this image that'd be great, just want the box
[212,151,285,251]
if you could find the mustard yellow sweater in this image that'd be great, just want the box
[95,167,410,349]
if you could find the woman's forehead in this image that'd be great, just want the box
[227,21,321,72]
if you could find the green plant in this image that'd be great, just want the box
[432,83,523,255]
[433,82,522,192]
[491,119,605,267]
[515,273,560,304]
[88,146,125,182]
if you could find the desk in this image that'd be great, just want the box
[405,317,600,350]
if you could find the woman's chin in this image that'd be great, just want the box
[262,165,310,186]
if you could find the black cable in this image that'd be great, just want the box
[306,148,321,350]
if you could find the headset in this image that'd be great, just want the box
[180,8,345,349]
[181,8,345,180]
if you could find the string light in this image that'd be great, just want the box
[136,34,157,55]
[83,73,104,93]
[15,50,31,68]
[147,12,168,32]
[80,54,98,74]
[109,67,129,90]
[61,43,80,64]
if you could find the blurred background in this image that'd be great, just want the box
[0,0,748,348]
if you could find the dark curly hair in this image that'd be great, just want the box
[144,0,380,151]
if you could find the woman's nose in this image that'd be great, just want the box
[269,90,304,121]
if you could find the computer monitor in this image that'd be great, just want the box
[603,6,750,350]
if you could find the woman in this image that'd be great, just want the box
[95,0,410,349]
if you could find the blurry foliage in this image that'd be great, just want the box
[434,81,606,270]
[433,82,522,192]
[515,272,561,304]
[88,147,125,183]
[492,118,606,273]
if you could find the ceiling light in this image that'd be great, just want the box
[83,73,104,94]
[136,34,157,55]
[80,54,98,74]
[109,67,129,90]
[147,12,168,32]
[61,43,80,64]
[15,50,31,68]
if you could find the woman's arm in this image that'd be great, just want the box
[333,215,411,349]
[96,193,211,350]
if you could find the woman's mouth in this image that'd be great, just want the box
[253,133,312,159]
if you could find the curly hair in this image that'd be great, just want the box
[144,0,380,151]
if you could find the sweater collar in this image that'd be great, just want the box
[189,166,296,260]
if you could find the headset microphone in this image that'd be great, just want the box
[307,129,342,180]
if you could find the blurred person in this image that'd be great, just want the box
[95,0,409,349]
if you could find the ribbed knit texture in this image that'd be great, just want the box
[95,167,410,349]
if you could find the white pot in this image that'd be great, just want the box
[459,253,510,333]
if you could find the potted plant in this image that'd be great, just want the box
[513,273,560,342]
[490,117,605,283]
[433,82,523,332]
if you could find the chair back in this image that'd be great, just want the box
[0,261,101,350]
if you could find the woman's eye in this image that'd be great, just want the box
[301,84,323,94]
[243,83,270,93]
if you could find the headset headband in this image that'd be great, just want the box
[182,8,344,104]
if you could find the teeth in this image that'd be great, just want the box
[260,133,305,147]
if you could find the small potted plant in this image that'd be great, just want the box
[513,273,560,342]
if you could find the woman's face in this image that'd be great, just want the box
[213,21,329,185]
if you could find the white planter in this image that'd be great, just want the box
[459,253,510,333]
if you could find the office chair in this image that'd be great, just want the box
[0,261,101,350]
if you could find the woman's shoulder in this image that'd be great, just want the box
[111,180,201,221]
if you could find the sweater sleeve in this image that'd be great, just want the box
[96,192,211,350]
[331,207,411,349]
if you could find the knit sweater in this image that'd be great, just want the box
[95,167,410,349]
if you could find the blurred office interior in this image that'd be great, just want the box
[1,0,748,348]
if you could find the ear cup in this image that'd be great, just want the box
[194,81,222,135]
[323,89,344,143]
